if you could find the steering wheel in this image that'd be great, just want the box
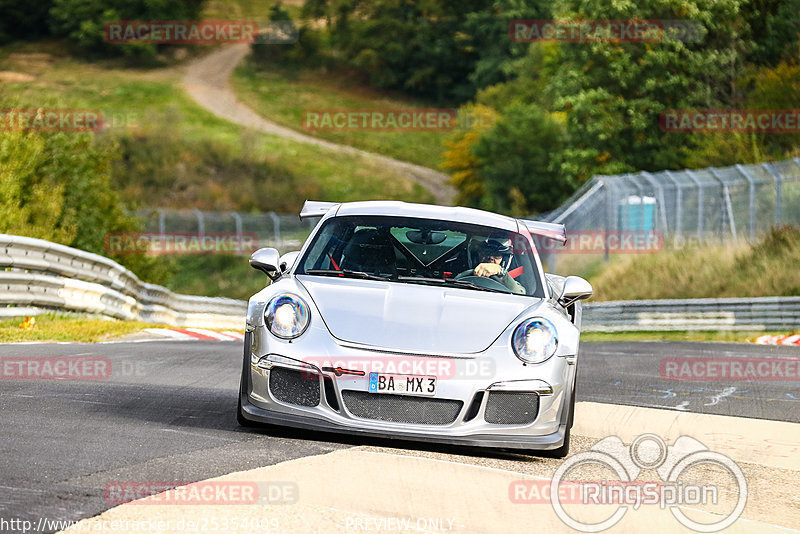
[453,272,511,292]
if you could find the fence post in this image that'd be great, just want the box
[735,164,757,242]
[230,211,243,248]
[269,212,281,246]
[603,180,611,262]
[763,163,783,225]
[158,209,166,238]
[192,209,205,239]
[685,170,703,242]
[709,168,737,244]
[663,171,682,242]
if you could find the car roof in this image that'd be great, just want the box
[331,201,520,232]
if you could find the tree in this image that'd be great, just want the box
[49,0,206,57]
[442,104,498,207]
[470,102,569,215]
[0,0,54,44]
[0,126,169,283]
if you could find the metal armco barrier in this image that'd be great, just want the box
[0,234,246,329]
[2,234,798,333]
[583,296,800,332]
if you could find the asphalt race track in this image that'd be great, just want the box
[575,341,800,421]
[0,340,798,531]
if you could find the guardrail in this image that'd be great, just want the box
[582,296,800,332]
[3,234,797,333]
[0,235,247,329]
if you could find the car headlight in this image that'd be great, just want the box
[265,294,310,339]
[512,318,558,364]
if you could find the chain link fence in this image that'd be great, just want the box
[137,157,800,262]
[540,158,800,267]
[135,209,316,253]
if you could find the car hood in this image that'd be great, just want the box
[296,276,536,354]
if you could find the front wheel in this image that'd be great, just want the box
[541,426,570,458]
[538,375,576,458]
[237,364,258,427]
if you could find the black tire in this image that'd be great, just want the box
[237,391,258,427]
[237,358,259,427]
[541,425,570,458]
[538,373,576,458]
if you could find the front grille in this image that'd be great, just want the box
[341,390,462,425]
[484,392,539,425]
[269,367,320,407]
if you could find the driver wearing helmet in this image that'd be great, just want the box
[460,239,525,295]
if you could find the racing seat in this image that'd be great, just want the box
[341,229,397,276]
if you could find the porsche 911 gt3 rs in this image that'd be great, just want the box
[238,200,592,457]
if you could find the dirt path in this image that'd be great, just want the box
[182,44,456,205]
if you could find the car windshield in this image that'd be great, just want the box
[296,215,544,298]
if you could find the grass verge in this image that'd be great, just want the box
[0,40,433,298]
[0,315,169,343]
[580,330,793,343]
[569,226,800,301]
[231,58,451,170]
[0,41,434,213]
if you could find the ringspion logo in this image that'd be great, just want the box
[543,434,747,532]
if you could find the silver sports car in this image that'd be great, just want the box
[238,200,593,457]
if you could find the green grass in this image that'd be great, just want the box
[203,0,305,20]
[0,41,434,211]
[580,330,790,343]
[231,59,452,170]
[164,255,269,300]
[584,226,800,301]
[0,314,169,343]
[0,40,433,298]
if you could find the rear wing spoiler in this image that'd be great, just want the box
[300,200,339,220]
[522,220,567,244]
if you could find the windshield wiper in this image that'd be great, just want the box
[397,276,509,294]
[305,269,391,281]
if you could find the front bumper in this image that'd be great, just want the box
[239,331,575,451]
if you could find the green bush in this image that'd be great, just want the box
[0,127,170,284]
[0,0,54,44]
[49,0,206,57]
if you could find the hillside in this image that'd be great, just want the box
[587,226,800,301]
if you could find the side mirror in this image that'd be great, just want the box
[279,251,301,273]
[558,276,593,307]
[249,247,281,281]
